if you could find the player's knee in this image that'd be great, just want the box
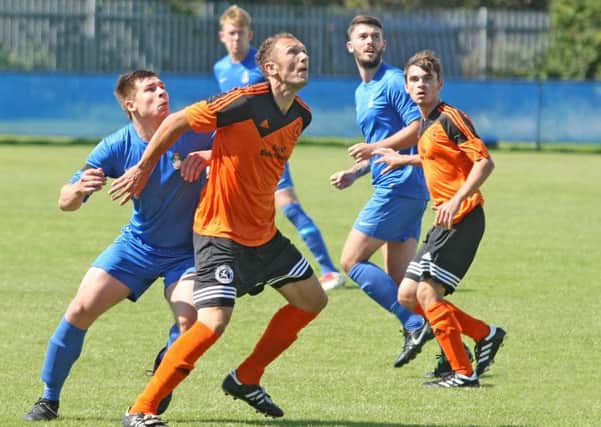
[65,300,98,329]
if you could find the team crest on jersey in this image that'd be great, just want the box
[241,70,249,84]
[215,264,234,284]
[172,153,182,170]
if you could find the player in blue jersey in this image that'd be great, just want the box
[330,15,433,367]
[24,70,213,422]
[214,5,345,291]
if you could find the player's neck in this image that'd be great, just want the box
[229,48,249,63]
[270,80,301,114]
[132,117,161,142]
[358,61,382,83]
[419,99,441,118]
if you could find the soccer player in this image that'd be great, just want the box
[329,15,432,367]
[376,49,506,387]
[214,5,345,291]
[23,70,213,421]
[111,33,327,427]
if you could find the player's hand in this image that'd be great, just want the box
[77,168,106,195]
[108,165,149,206]
[348,142,373,162]
[373,147,407,175]
[433,198,460,229]
[180,150,211,182]
[329,170,356,190]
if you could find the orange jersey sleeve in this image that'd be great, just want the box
[418,103,490,223]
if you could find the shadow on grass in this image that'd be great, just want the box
[152,418,518,427]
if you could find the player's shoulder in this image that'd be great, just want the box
[213,54,231,70]
[101,123,136,147]
[380,63,404,80]
[438,102,471,124]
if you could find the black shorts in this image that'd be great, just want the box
[404,205,485,295]
[192,230,314,309]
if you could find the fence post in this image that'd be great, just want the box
[477,7,488,79]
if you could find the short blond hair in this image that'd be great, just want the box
[219,5,251,29]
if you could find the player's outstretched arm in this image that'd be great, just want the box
[109,110,192,205]
[329,159,370,190]
[348,121,420,162]
[373,147,421,175]
[58,167,106,211]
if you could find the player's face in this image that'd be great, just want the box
[129,76,169,119]
[405,65,443,109]
[270,37,309,89]
[347,24,386,69]
[220,21,252,59]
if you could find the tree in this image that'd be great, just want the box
[542,0,601,79]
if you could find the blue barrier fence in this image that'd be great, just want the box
[1,72,600,144]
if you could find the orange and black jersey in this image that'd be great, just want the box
[418,102,490,224]
[184,82,312,246]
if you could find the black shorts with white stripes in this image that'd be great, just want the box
[404,205,485,295]
[192,230,313,309]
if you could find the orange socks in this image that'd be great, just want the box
[444,300,490,342]
[236,304,319,385]
[425,301,473,376]
[130,321,219,414]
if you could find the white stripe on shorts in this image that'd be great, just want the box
[193,285,237,304]
[265,256,310,287]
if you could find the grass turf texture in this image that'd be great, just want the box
[1,138,600,426]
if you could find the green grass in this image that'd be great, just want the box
[1,140,600,426]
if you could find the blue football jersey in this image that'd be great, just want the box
[213,47,265,92]
[355,63,429,199]
[70,123,213,250]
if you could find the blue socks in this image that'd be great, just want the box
[41,318,86,401]
[349,261,424,331]
[166,322,180,349]
[282,202,337,275]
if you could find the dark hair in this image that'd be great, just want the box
[114,70,158,119]
[347,15,383,39]
[255,32,298,73]
[405,50,443,81]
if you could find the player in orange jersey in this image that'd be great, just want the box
[111,33,326,426]
[375,50,506,388]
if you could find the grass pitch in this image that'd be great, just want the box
[1,139,600,426]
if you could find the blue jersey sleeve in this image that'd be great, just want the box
[387,72,421,127]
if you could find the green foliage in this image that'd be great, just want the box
[542,0,601,79]
[2,141,601,426]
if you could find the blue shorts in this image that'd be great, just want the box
[92,231,195,302]
[353,187,428,242]
[276,162,294,191]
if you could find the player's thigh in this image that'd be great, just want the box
[276,274,327,313]
[65,267,131,328]
[340,228,383,268]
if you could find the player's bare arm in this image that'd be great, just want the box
[58,167,106,211]
[329,159,370,190]
[373,147,421,175]
[109,109,192,205]
[348,120,419,162]
[434,156,495,228]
